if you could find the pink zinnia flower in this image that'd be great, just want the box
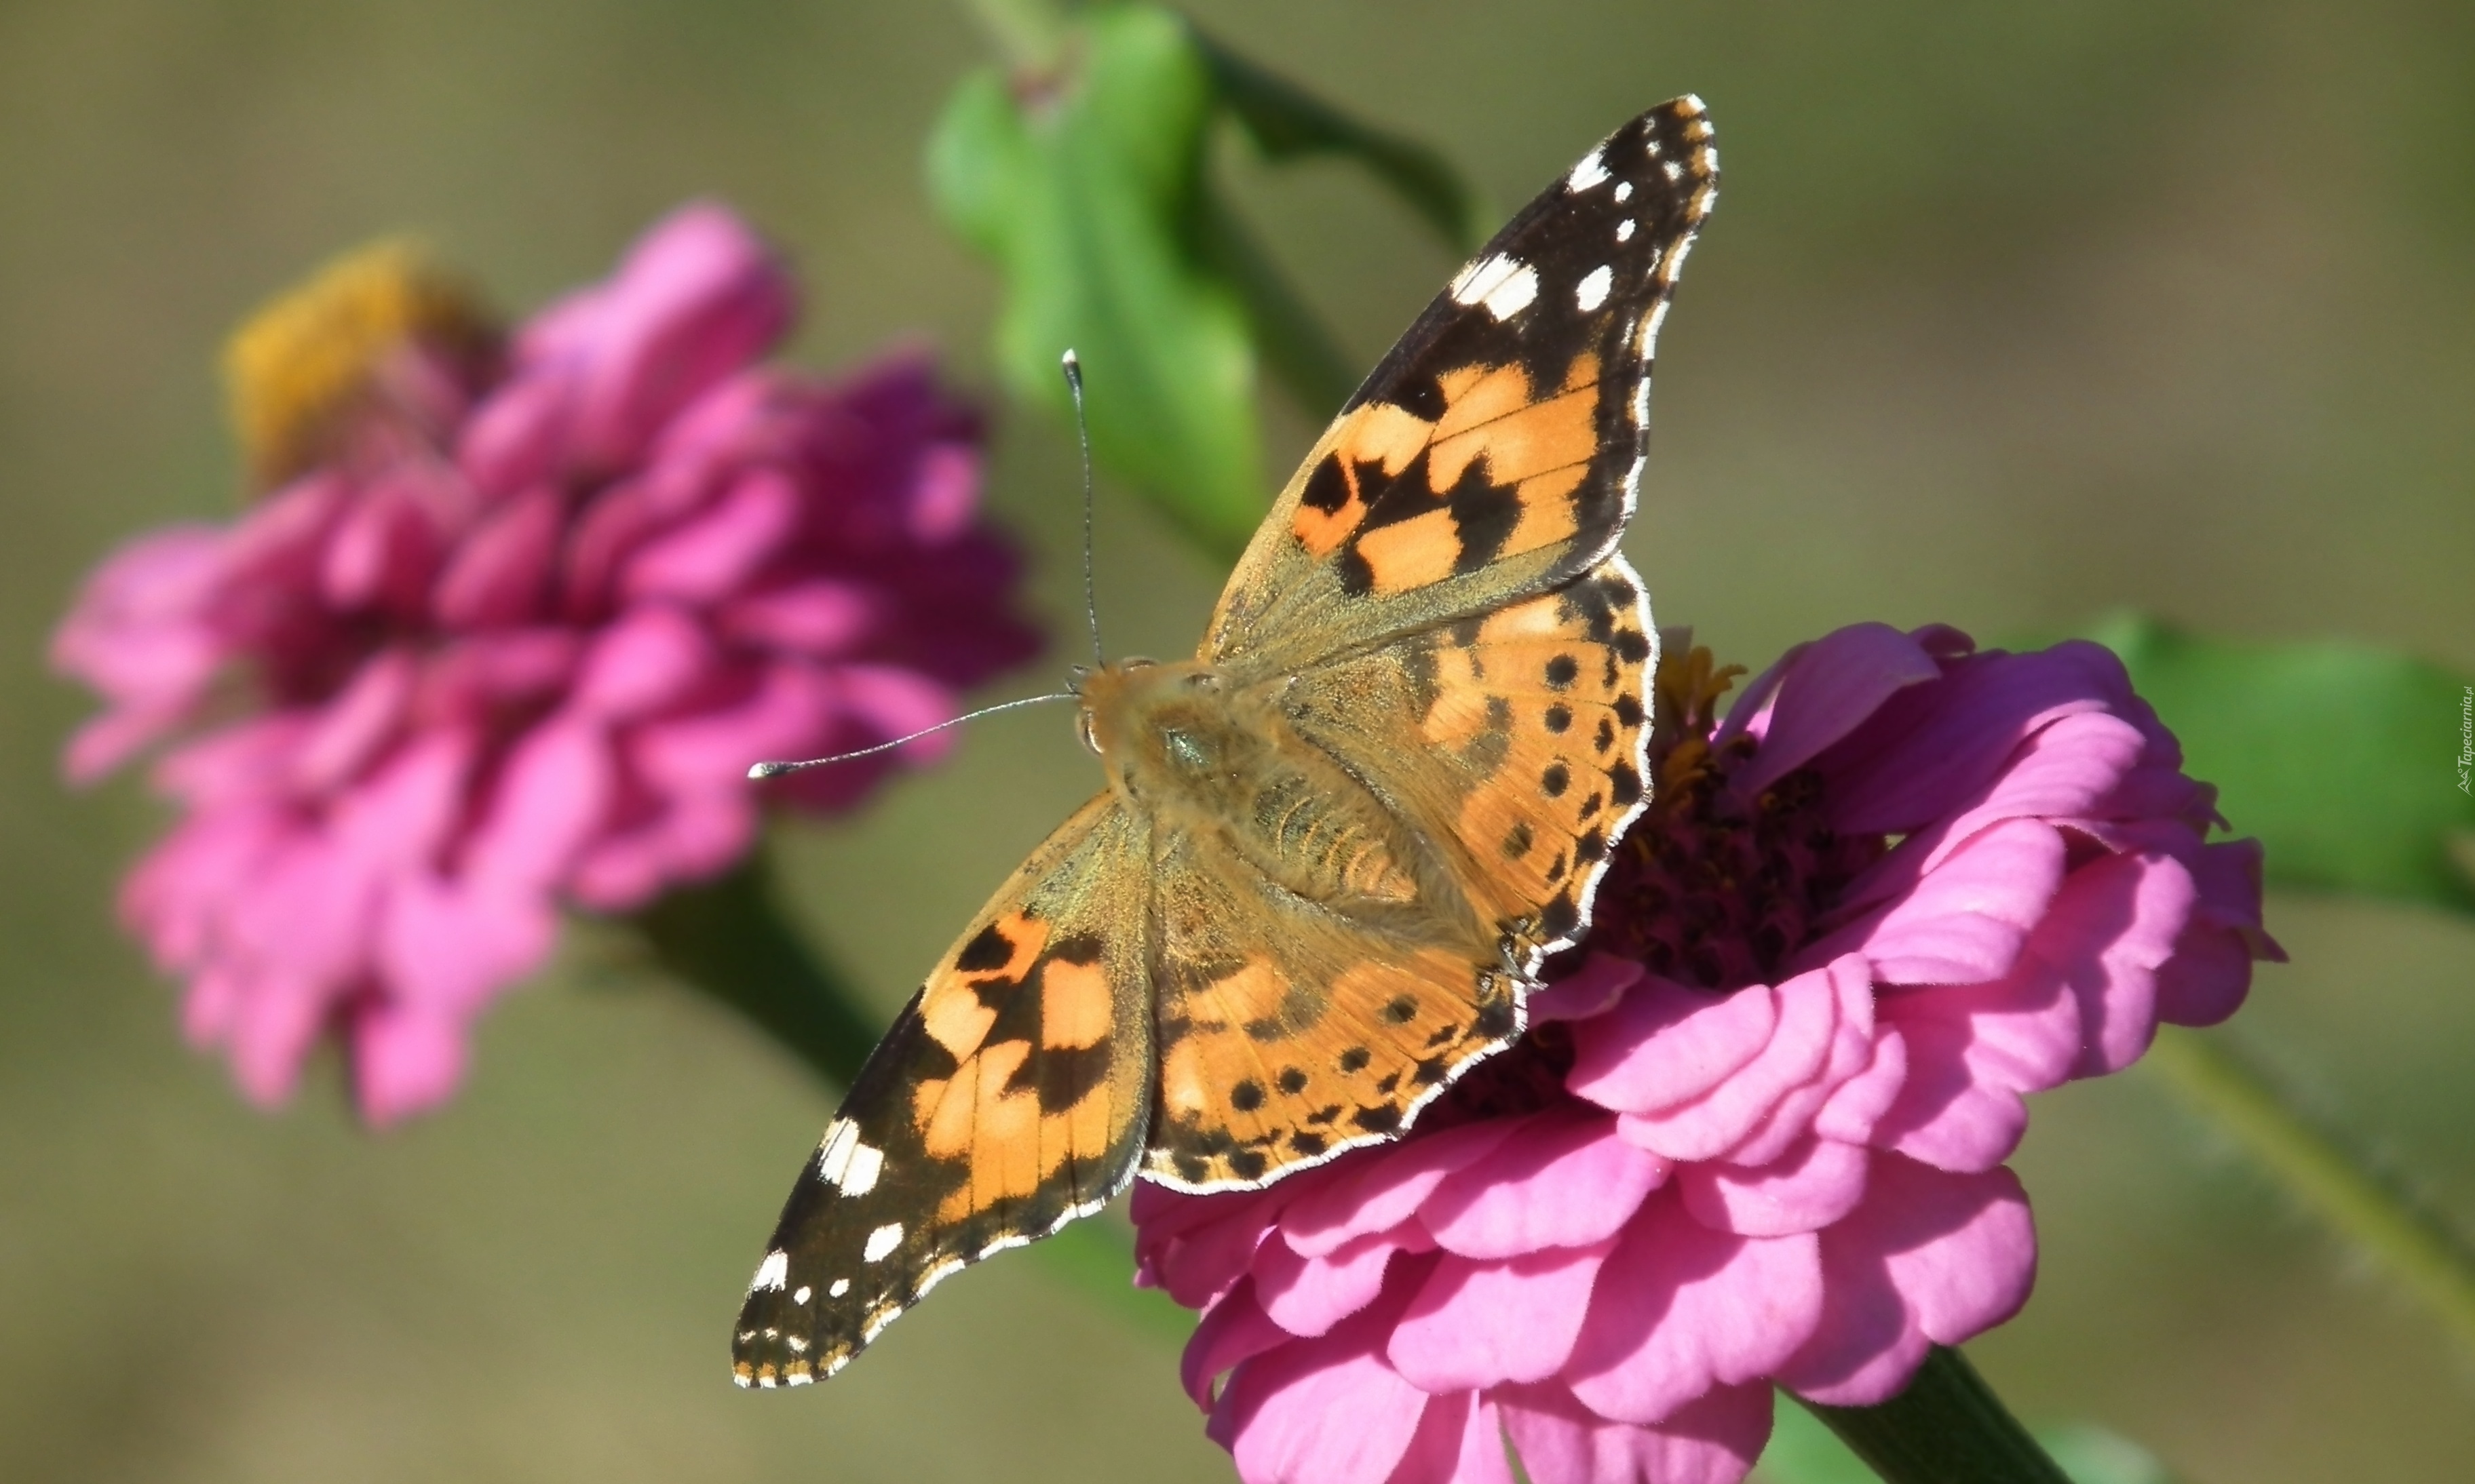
[52,206,1040,1125]
[1134,624,2278,1484]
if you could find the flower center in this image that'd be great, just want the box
[223,239,499,488]
[1577,640,1883,992]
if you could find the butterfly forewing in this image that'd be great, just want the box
[1204,98,1715,678]
[732,795,1153,1387]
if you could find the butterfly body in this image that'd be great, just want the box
[735,96,1717,1388]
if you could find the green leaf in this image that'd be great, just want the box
[1195,29,1491,254]
[928,6,1267,558]
[2079,614,2475,912]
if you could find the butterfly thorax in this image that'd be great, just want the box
[1075,657,1433,913]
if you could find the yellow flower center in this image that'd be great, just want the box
[222,239,496,488]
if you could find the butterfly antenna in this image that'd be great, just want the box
[1061,349,1104,668]
[747,692,1076,779]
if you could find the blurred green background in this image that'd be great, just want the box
[4,1,2471,1479]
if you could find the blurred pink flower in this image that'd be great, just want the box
[53,205,1040,1125]
[1135,625,2279,1484]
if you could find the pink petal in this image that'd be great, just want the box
[461,717,614,895]
[570,603,717,721]
[1566,976,1779,1118]
[620,468,799,605]
[1384,1392,1514,1484]
[906,441,984,543]
[377,870,558,1016]
[321,468,457,617]
[1219,1285,1436,1484]
[1776,1158,2035,1407]
[1562,1192,1824,1426]
[151,714,313,810]
[1723,963,1877,1168]
[1530,955,1643,1024]
[1280,1119,1520,1259]
[224,964,332,1108]
[1256,1228,1410,1338]
[1812,1025,1908,1146]
[2051,851,2193,1076]
[1499,1380,1771,1484]
[1183,1283,1292,1411]
[1679,1135,1872,1238]
[294,648,417,791]
[532,203,794,469]
[349,1000,472,1126]
[328,726,477,872]
[1834,712,2149,924]
[721,579,877,657]
[2154,918,2257,1029]
[1809,819,2065,986]
[123,805,289,971]
[1610,960,1855,1165]
[1721,623,1943,796]
[1388,1241,1611,1390]
[1821,642,2132,836]
[432,485,562,629]
[1420,1109,1668,1258]
[627,661,832,794]
[1139,1184,1286,1310]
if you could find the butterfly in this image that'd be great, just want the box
[732,96,1717,1387]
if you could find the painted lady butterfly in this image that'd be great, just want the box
[733,96,1717,1387]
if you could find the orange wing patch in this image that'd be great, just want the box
[1288,349,1607,597]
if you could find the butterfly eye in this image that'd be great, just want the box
[1076,709,1102,754]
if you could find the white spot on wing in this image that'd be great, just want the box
[786,1336,808,1354]
[750,1250,789,1293]
[1451,253,1541,321]
[840,1143,885,1198]
[1662,159,1683,182]
[788,1373,813,1386]
[863,1224,904,1263]
[1617,219,1636,242]
[757,1375,777,1389]
[792,1285,811,1305]
[1567,149,1611,193]
[828,1278,851,1298]
[817,1119,858,1184]
[1575,265,1613,312]
[1450,252,1518,306]
[1615,180,1634,203]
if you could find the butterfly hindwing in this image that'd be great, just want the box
[732,795,1153,1387]
[1142,819,1520,1191]
[1282,556,1657,959]
[1203,97,1716,677]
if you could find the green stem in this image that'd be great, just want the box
[633,853,877,1088]
[2143,1025,2475,1348]
[1798,1347,2073,1484]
